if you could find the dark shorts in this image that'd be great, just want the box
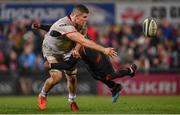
[45,54,78,76]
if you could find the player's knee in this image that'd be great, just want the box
[49,69,62,84]
[66,74,77,81]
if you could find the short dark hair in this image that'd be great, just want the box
[71,4,89,15]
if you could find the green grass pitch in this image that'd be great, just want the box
[0,96,180,114]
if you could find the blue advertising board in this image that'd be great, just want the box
[0,3,114,24]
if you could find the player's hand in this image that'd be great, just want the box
[103,48,118,58]
[44,61,50,70]
[72,49,81,59]
[31,23,40,30]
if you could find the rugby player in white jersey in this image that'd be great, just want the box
[37,4,117,112]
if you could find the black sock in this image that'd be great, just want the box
[109,68,130,80]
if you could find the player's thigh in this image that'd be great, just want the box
[46,55,63,80]
[64,66,77,80]
[98,54,115,74]
[46,55,59,64]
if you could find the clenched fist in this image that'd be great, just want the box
[31,23,40,30]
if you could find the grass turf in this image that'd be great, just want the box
[0,96,179,114]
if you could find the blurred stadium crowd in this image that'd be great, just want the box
[0,17,179,74]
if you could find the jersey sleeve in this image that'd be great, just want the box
[55,24,77,35]
[40,25,51,32]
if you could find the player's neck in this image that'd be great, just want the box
[69,14,76,26]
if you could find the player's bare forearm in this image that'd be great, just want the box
[67,32,117,57]
[72,43,82,58]
[74,43,82,52]
[68,32,104,53]
[82,38,105,53]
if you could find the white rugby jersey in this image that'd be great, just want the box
[42,16,86,57]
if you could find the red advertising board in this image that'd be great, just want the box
[97,73,180,96]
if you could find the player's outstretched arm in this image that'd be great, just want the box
[32,23,51,32]
[67,32,117,57]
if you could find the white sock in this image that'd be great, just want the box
[129,67,133,73]
[39,90,47,97]
[68,94,76,102]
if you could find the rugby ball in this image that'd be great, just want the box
[143,17,158,37]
